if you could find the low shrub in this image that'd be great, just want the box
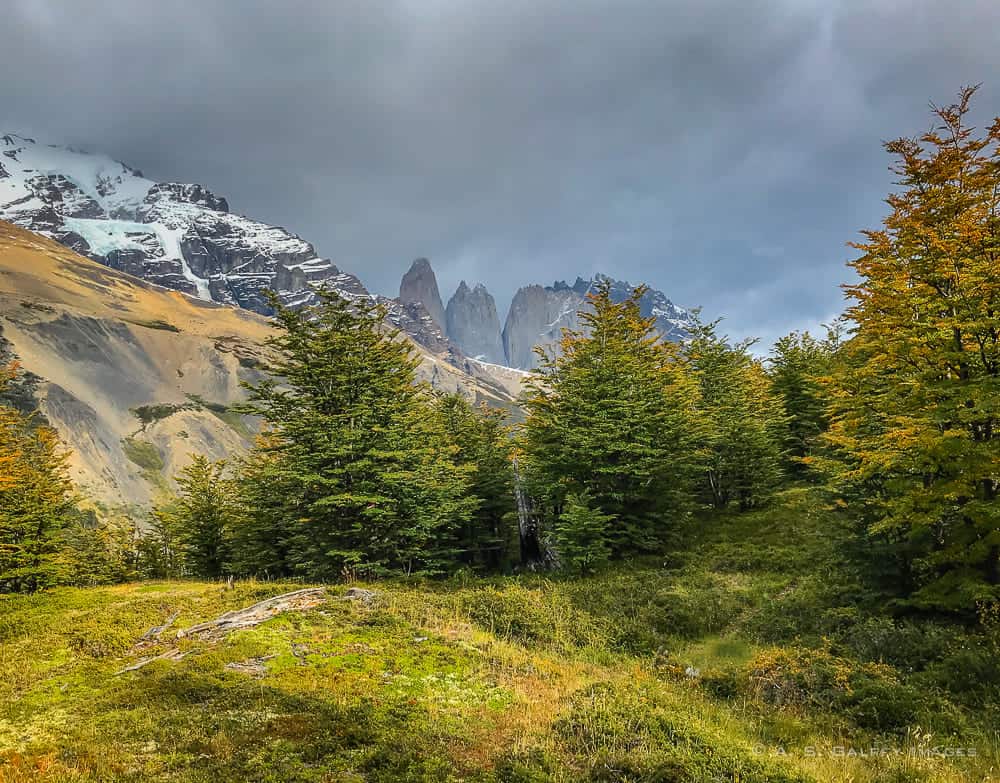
[739,646,961,735]
[462,582,607,650]
[837,616,959,672]
[555,682,810,782]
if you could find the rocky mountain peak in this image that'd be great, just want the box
[399,257,446,329]
[145,183,229,213]
[0,133,359,311]
[446,280,504,365]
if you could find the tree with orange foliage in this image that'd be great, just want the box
[826,87,1000,611]
[0,363,22,492]
[0,362,77,592]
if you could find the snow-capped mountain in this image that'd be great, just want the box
[0,132,361,313]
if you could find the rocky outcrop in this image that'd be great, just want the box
[445,281,504,364]
[502,275,694,370]
[398,258,446,330]
[391,299,452,355]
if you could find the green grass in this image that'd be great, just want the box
[126,319,181,333]
[184,394,254,440]
[1,488,996,782]
[121,437,164,474]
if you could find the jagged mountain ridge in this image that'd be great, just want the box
[435,269,695,370]
[1,131,692,374]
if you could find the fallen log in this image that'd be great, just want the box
[176,588,328,641]
[117,588,338,674]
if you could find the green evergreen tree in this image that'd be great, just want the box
[435,394,517,570]
[239,290,474,578]
[0,362,78,592]
[58,510,140,585]
[520,280,703,556]
[551,490,613,574]
[152,456,234,578]
[768,325,843,475]
[684,317,786,510]
[228,433,298,578]
[136,508,186,580]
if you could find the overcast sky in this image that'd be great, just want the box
[3,0,999,347]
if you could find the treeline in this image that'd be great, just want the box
[2,89,998,616]
[518,285,796,572]
[148,285,796,583]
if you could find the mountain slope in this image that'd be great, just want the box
[0,222,521,508]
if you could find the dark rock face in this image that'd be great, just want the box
[446,281,505,364]
[144,183,230,213]
[398,258,446,330]
[502,275,694,369]
[390,299,453,355]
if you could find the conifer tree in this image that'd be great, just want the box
[826,87,1000,609]
[0,363,78,592]
[228,433,298,578]
[768,325,843,474]
[136,508,186,580]
[520,281,703,555]
[434,394,517,569]
[59,510,140,585]
[551,490,613,574]
[240,290,474,578]
[684,318,786,510]
[153,456,235,578]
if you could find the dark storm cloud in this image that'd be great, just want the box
[3,0,999,347]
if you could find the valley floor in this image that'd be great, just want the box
[1,488,996,782]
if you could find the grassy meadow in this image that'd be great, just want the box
[2,487,997,782]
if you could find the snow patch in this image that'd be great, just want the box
[62,217,152,254]
[150,223,211,300]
